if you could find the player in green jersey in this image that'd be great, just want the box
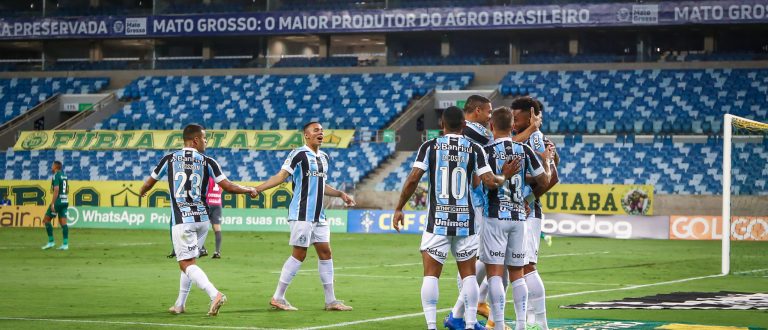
[41,161,70,250]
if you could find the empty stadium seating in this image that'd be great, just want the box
[2,142,395,187]
[395,56,485,66]
[500,68,768,135]
[273,57,358,68]
[521,54,632,64]
[0,77,109,126]
[378,138,767,195]
[107,72,473,131]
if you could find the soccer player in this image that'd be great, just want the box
[202,177,224,258]
[258,121,356,312]
[394,106,520,330]
[512,97,560,330]
[139,124,257,316]
[483,106,552,330]
[449,95,543,330]
[41,161,70,250]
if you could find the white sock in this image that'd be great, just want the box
[452,273,465,318]
[274,256,302,300]
[525,271,548,329]
[476,260,488,303]
[462,276,479,329]
[488,276,506,330]
[421,276,439,330]
[174,271,192,307]
[318,259,336,304]
[511,278,528,330]
[185,265,219,300]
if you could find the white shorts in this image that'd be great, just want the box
[525,217,542,264]
[479,218,527,267]
[420,232,478,264]
[172,222,209,261]
[289,220,330,247]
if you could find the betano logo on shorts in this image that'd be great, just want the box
[425,247,448,258]
[454,248,477,259]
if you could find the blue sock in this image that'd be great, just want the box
[45,223,54,242]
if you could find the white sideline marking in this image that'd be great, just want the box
[0,242,158,250]
[302,271,735,329]
[540,251,610,258]
[0,317,280,329]
[270,262,421,274]
[547,281,627,286]
[733,268,768,275]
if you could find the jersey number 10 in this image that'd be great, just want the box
[437,166,467,200]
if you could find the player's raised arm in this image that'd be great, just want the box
[324,184,355,207]
[512,109,542,143]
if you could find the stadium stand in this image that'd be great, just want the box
[500,68,768,135]
[107,72,473,130]
[2,142,396,187]
[378,138,768,195]
[272,57,359,68]
[0,77,109,125]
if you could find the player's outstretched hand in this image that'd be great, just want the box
[341,193,356,207]
[501,156,522,179]
[393,210,404,233]
[249,187,259,198]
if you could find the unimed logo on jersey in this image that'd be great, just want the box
[670,215,768,241]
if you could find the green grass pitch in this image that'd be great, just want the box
[0,228,766,329]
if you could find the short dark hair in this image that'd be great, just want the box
[53,160,63,167]
[463,95,491,114]
[183,124,204,141]
[510,96,540,116]
[303,121,321,133]
[491,106,513,132]
[443,106,465,131]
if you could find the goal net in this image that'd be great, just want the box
[722,114,768,275]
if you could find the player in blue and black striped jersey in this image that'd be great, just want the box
[453,95,544,329]
[482,106,552,330]
[512,97,560,330]
[140,124,258,317]
[257,122,356,312]
[394,106,521,330]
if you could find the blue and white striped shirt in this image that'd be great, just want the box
[282,146,330,223]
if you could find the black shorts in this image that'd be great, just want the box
[208,206,222,225]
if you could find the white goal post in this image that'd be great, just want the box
[722,114,768,275]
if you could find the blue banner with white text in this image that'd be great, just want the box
[347,209,427,234]
[1,1,767,40]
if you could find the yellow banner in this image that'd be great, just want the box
[14,129,355,150]
[0,180,292,209]
[541,184,654,215]
[0,205,50,228]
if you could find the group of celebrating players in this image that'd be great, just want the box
[38,94,557,329]
[394,95,559,330]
